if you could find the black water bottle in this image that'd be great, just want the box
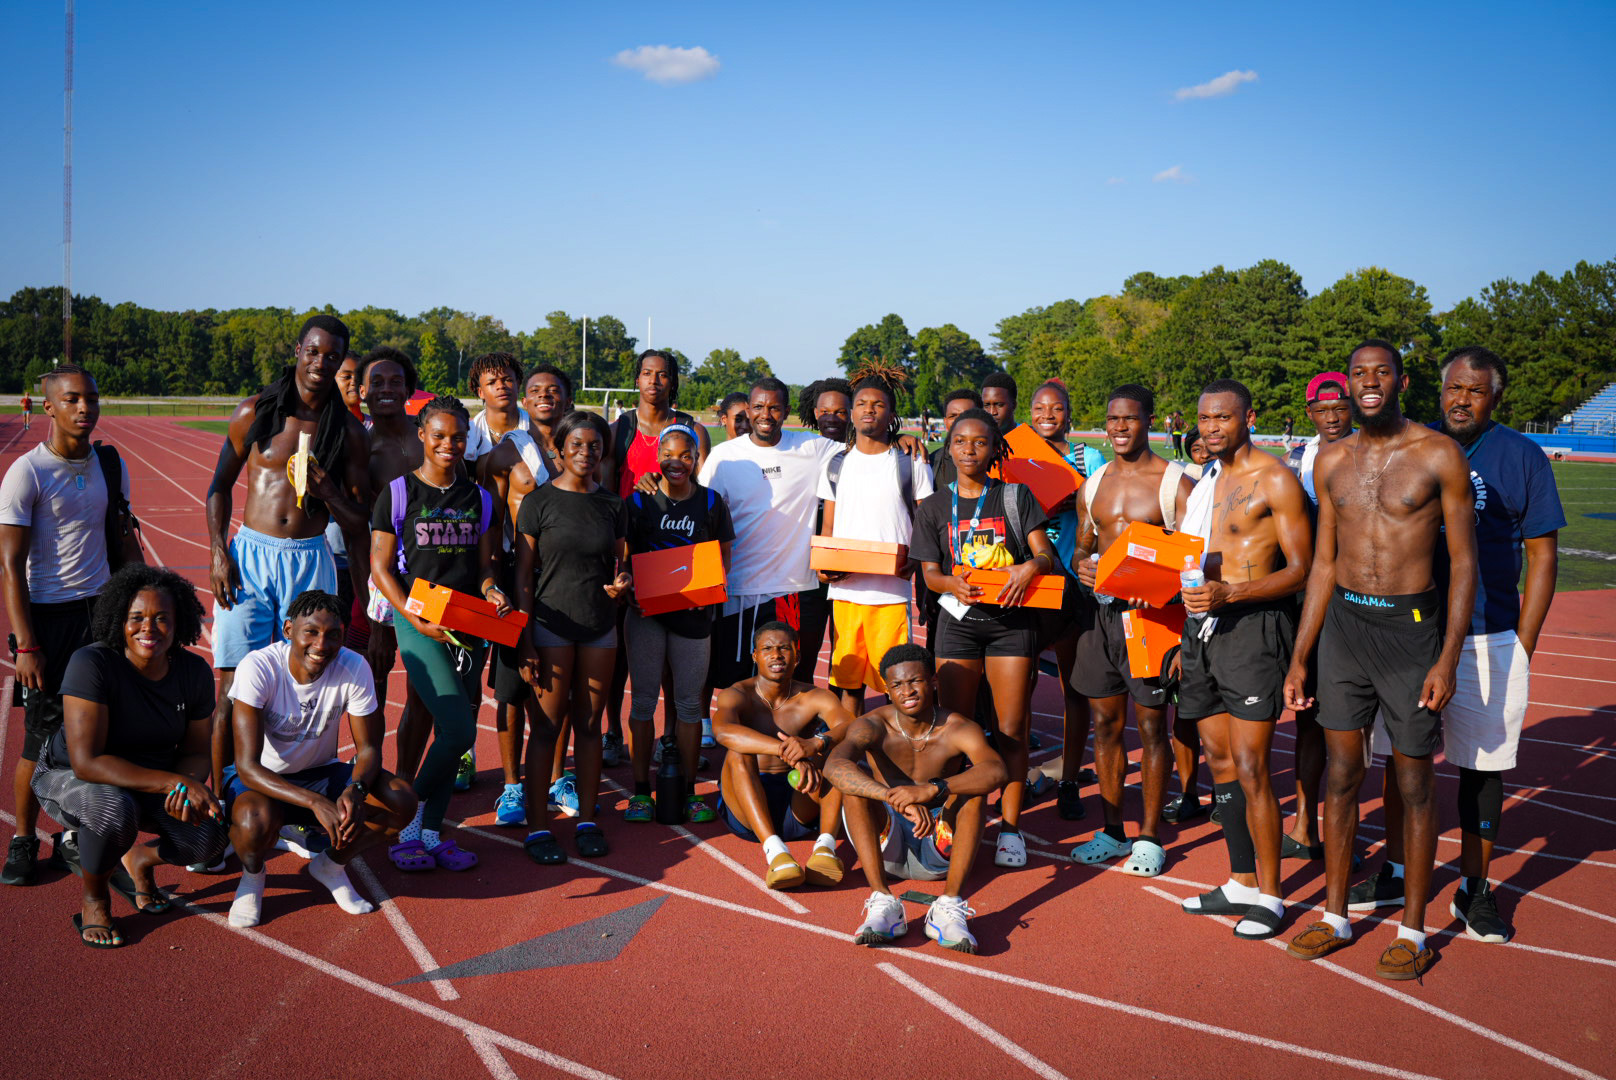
[655,736,685,824]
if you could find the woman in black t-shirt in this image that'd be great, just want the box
[909,409,1057,873]
[370,395,509,874]
[515,410,630,864]
[621,424,735,824]
[32,565,225,948]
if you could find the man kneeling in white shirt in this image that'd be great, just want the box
[224,590,417,926]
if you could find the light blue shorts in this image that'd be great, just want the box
[212,526,338,668]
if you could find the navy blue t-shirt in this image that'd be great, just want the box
[1431,421,1565,635]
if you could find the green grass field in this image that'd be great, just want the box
[180,421,1615,591]
[6,402,231,417]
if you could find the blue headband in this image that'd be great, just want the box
[659,423,699,447]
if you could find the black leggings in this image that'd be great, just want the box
[32,763,228,875]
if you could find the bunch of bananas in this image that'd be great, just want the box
[961,541,1014,569]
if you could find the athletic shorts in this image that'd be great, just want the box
[1071,600,1170,710]
[1177,601,1295,722]
[872,804,951,882]
[710,595,790,690]
[1316,587,1443,759]
[222,759,354,829]
[18,596,97,761]
[716,770,816,843]
[830,600,911,694]
[532,622,616,650]
[1036,574,1091,651]
[1366,630,1523,768]
[213,526,339,669]
[933,607,1039,661]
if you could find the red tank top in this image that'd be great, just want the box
[618,427,661,497]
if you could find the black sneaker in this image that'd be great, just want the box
[1,835,39,885]
[1028,730,1043,751]
[1162,793,1206,825]
[1347,863,1405,912]
[1451,882,1510,943]
[1056,780,1086,820]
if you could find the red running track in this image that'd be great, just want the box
[1,414,1613,1080]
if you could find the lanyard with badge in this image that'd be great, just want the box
[949,478,991,561]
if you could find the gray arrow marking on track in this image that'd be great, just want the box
[395,896,667,984]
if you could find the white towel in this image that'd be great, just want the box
[1180,460,1221,639]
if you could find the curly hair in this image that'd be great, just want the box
[878,642,934,680]
[359,347,418,395]
[634,350,681,407]
[416,394,471,431]
[796,377,852,429]
[286,589,346,626]
[93,565,206,654]
[945,407,1011,470]
[467,352,522,395]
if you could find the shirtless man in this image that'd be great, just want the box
[825,644,1007,954]
[355,348,429,777]
[1175,378,1312,941]
[712,622,854,889]
[1071,384,1192,877]
[1282,340,1475,980]
[479,364,571,825]
[207,315,371,823]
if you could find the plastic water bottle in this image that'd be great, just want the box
[1090,553,1113,605]
[1180,555,1205,591]
[655,736,686,824]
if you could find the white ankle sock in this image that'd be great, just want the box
[229,869,266,927]
[762,835,788,861]
[308,852,374,916]
[1322,911,1351,938]
[1234,893,1285,936]
[1399,927,1427,951]
[420,828,441,851]
[814,833,837,852]
[398,805,424,845]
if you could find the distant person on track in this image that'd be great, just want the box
[370,395,508,874]
[1175,379,1311,942]
[979,372,1018,435]
[1281,341,1475,980]
[20,391,32,430]
[621,424,733,825]
[794,376,852,686]
[1183,427,1211,480]
[513,410,630,865]
[223,590,417,927]
[1070,384,1192,875]
[32,565,226,947]
[1278,373,1353,866]
[716,392,751,443]
[1341,345,1562,946]
[825,643,1006,953]
[712,622,853,889]
[1,365,142,886]
[206,315,372,861]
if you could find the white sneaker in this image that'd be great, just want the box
[925,894,979,954]
[852,891,908,946]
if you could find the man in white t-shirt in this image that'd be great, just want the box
[224,591,417,927]
[0,365,139,885]
[816,376,933,711]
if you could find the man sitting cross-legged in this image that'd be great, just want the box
[712,621,855,890]
[824,644,1007,954]
[224,590,418,927]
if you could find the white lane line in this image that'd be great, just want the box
[879,963,1074,1080]
[1519,733,1616,757]
[467,1033,522,1080]
[348,855,459,1001]
[1141,887,1607,1080]
[1538,634,1616,645]
[1535,651,1616,662]
[1534,673,1616,686]
[1353,820,1616,872]
[447,820,1459,1080]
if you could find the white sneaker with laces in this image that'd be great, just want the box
[925,894,979,954]
[852,891,908,946]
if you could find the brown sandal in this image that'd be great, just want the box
[1286,921,1351,960]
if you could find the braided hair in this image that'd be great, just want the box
[848,359,906,444]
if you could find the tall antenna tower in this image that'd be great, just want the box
[62,0,74,363]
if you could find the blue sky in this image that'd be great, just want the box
[2,1,1613,383]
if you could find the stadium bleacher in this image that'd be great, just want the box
[1557,382,1616,436]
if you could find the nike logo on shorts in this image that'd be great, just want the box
[1244,695,1262,705]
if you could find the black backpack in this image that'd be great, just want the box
[93,441,140,570]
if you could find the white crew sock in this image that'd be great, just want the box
[1234,893,1285,936]
[420,828,441,851]
[1321,912,1351,939]
[229,869,266,928]
[398,805,424,845]
[814,833,837,853]
[762,835,788,861]
[1399,927,1427,952]
[308,851,375,916]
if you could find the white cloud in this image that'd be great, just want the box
[1152,164,1192,183]
[1174,69,1258,101]
[1105,176,1125,186]
[612,45,720,85]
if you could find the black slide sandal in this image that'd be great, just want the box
[1182,886,1249,916]
[1233,904,1285,940]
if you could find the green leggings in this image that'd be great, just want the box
[394,617,486,831]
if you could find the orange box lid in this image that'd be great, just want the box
[1095,522,1205,608]
[631,541,726,601]
[992,425,1084,511]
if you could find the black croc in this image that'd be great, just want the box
[524,834,567,865]
[575,826,609,859]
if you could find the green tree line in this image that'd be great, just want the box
[2,255,1610,429]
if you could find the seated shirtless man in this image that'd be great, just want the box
[712,622,854,889]
[824,644,1007,955]
[225,591,417,926]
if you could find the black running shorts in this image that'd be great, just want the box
[1315,587,1443,758]
[1177,601,1295,722]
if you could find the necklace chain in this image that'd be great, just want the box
[1354,420,1409,487]
[891,706,940,749]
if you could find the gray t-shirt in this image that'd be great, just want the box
[0,442,131,603]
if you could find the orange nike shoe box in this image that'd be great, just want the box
[810,535,909,576]
[1121,604,1187,679]
[405,578,530,648]
[991,425,1084,513]
[1095,522,1205,609]
[632,540,728,617]
[951,565,1066,610]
